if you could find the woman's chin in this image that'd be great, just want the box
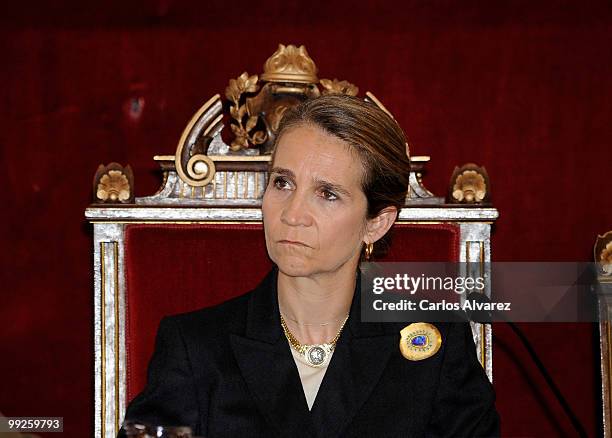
[274,258,315,278]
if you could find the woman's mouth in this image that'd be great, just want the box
[279,240,309,247]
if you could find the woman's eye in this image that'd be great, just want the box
[321,189,338,201]
[273,176,291,190]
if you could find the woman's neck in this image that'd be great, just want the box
[277,263,357,345]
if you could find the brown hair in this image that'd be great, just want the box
[272,94,411,257]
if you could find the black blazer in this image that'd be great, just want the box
[124,268,500,437]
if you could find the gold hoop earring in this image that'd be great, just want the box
[364,242,374,261]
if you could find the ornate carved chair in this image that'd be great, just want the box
[86,44,499,438]
[596,231,612,437]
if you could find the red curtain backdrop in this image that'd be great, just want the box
[1,1,611,436]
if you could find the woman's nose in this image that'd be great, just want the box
[280,191,312,227]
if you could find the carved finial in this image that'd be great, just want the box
[449,163,490,204]
[595,231,612,277]
[602,243,612,275]
[260,44,319,84]
[93,163,134,204]
[224,44,365,152]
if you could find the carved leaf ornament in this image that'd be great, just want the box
[224,44,358,152]
[97,170,130,202]
[452,170,487,203]
[602,241,612,275]
[225,72,262,151]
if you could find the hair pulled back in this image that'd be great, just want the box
[274,94,410,219]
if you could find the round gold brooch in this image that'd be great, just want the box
[399,322,442,361]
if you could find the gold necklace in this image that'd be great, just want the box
[280,313,349,368]
[281,312,348,327]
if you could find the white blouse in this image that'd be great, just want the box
[288,342,334,410]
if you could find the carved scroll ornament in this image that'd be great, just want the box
[108,43,444,205]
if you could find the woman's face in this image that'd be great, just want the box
[262,124,369,278]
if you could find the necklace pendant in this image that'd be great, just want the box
[304,344,332,367]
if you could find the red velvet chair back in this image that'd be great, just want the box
[124,222,459,401]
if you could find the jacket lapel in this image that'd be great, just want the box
[230,267,399,438]
[229,268,315,437]
[310,273,399,438]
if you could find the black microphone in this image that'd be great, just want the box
[463,292,588,438]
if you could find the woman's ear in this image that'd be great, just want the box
[364,206,398,244]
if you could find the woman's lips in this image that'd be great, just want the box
[279,240,309,247]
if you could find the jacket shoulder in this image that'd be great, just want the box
[166,290,252,337]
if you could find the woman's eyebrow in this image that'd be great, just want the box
[269,166,352,197]
[313,178,352,198]
[269,167,295,178]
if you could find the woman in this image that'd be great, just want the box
[123,94,500,437]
